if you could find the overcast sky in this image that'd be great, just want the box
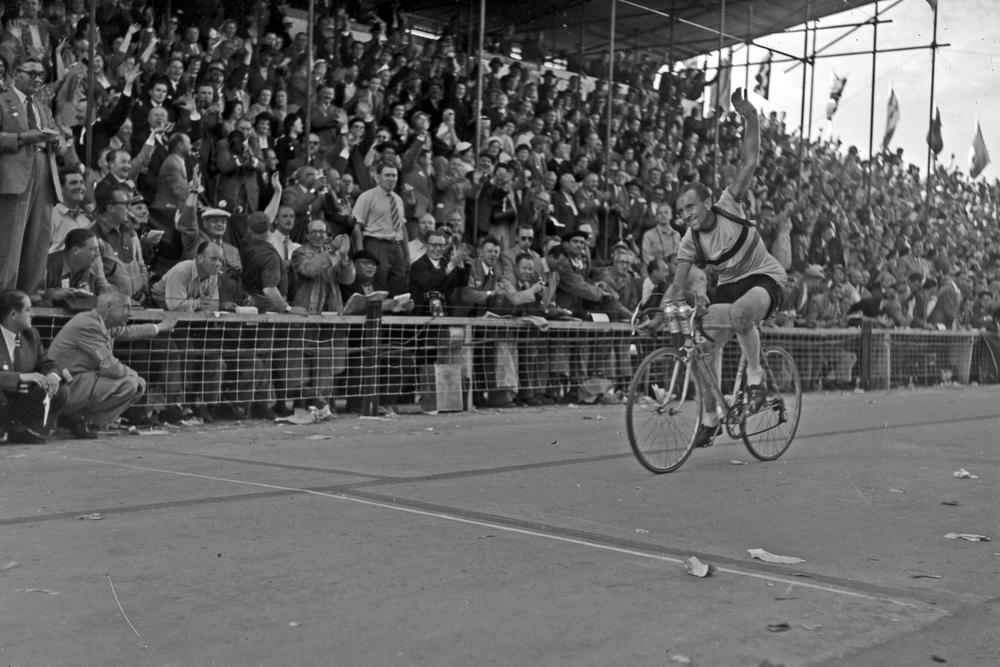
[711,0,998,181]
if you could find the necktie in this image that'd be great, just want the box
[283,236,290,261]
[13,334,23,370]
[388,194,403,236]
[24,96,38,130]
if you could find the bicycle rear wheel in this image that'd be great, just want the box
[742,347,801,461]
[626,348,701,473]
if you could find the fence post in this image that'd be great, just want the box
[360,300,382,417]
[859,319,873,390]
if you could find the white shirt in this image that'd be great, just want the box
[268,230,301,261]
[1,325,18,362]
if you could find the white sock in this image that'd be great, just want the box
[746,369,764,386]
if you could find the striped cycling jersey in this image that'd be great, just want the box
[676,188,787,288]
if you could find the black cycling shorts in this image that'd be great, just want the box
[711,274,783,319]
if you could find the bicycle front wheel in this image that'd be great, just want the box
[742,346,801,461]
[626,348,701,473]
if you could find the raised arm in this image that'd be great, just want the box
[728,87,759,200]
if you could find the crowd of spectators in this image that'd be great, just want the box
[1,0,998,432]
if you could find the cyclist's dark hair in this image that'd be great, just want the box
[677,182,712,203]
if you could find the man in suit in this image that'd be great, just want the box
[409,229,471,315]
[0,290,68,443]
[458,235,504,317]
[47,290,176,437]
[551,173,580,234]
[0,56,62,295]
[151,133,193,211]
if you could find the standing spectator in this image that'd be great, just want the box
[291,220,355,315]
[0,290,68,444]
[352,161,410,296]
[502,224,545,282]
[241,211,307,314]
[927,257,962,330]
[551,173,579,233]
[92,184,149,304]
[0,56,62,294]
[49,168,92,256]
[641,206,680,263]
[48,290,176,437]
[151,133,194,211]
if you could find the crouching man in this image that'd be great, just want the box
[48,290,176,437]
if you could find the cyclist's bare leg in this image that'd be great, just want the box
[697,304,734,423]
[730,287,772,385]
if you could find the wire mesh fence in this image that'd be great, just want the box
[30,309,986,413]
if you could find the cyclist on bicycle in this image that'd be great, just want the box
[662,88,787,448]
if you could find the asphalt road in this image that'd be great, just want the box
[1,385,998,666]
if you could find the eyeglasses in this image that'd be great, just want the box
[308,141,320,145]
[519,236,534,241]
[18,69,45,79]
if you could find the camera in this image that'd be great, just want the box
[425,291,445,317]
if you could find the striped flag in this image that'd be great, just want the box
[969,121,991,178]
[882,88,900,150]
[825,72,847,120]
[753,52,772,100]
[926,107,943,156]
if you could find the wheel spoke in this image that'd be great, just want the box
[626,349,700,473]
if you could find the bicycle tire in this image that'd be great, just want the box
[626,348,701,473]
[741,347,801,461]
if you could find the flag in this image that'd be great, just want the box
[753,52,772,100]
[882,88,900,150]
[710,49,732,110]
[969,121,991,178]
[926,107,943,156]
[825,72,847,120]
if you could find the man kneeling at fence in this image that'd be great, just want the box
[48,291,176,437]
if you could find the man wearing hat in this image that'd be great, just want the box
[177,204,244,304]
[92,183,149,304]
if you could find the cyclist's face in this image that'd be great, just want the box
[676,190,711,230]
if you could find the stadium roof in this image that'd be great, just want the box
[406,0,879,62]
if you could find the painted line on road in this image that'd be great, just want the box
[55,453,926,609]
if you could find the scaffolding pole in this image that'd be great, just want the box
[866,1,879,205]
[795,0,810,201]
[924,1,940,219]
[304,0,315,141]
[472,0,486,244]
[711,0,725,190]
[604,0,617,260]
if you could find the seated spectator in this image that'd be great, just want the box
[409,230,472,315]
[342,249,410,314]
[151,241,227,312]
[38,228,112,309]
[177,206,245,304]
[777,264,824,327]
[641,257,671,307]
[0,291,69,444]
[408,213,437,265]
[458,235,504,317]
[48,290,176,437]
